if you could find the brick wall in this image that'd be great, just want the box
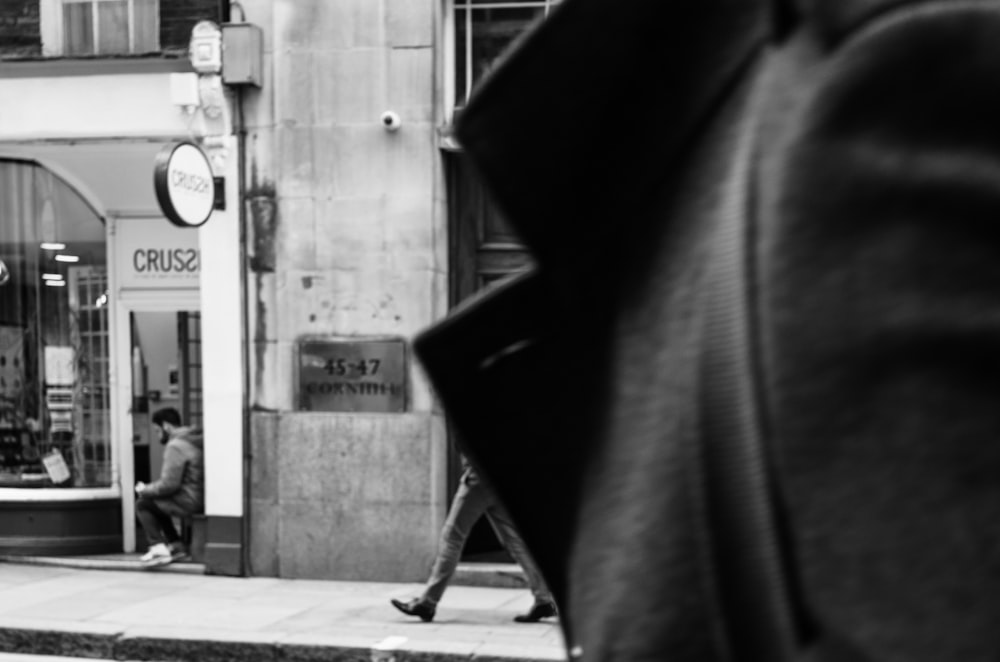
[0,0,41,58]
[160,0,224,51]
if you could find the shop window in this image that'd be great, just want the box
[40,0,158,56]
[0,160,110,488]
[451,0,561,111]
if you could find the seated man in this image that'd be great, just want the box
[135,407,204,567]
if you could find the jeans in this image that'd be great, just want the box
[423,467,553,606]
[136,495,181,546]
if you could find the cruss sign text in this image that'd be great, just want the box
[170,167,211,195]
[133,248,199,274]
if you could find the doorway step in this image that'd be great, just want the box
[454,562,527,589]
[0,552,205,575]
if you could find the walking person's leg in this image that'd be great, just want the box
[423,471,491,604]
[487,505,558,622]
[391,468,491,621]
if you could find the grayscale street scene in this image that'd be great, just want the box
[0,0,565,660]
[4,0,1000,661]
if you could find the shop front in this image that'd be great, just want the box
[0,148,207,555]
[0,157,117,553]
[0,61,245,572]
[112,212,204,555]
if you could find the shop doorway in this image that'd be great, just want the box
[114,291,201,551]
[129,310,202,475]
[127,309,202,550]
[446,152,534,561]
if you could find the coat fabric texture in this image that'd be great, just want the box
[142,426,204,517]
[413,1,1000,660]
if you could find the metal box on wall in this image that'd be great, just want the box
[221,23,263,87]
[297,338,407,413]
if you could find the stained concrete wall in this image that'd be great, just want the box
[240,0,448,580]
[250,412,448,579]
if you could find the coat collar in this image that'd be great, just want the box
[456,0,769,285]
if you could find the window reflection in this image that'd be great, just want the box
[0,160,110,488]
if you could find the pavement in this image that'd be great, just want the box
[0,559,568,662]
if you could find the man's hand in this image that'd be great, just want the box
[135,481,146,496]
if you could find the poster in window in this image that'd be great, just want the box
[42,449,71,484]
[0,325,24,428]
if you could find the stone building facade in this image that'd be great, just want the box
[243,0,449,580]
[0,0,557,580]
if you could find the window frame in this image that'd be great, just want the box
[39,0,159,57]
[444,0,560,122]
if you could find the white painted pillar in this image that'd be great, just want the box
[199,135,245,520]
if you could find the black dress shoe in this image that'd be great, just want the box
[390,597,436,622]
[513,601,558,623]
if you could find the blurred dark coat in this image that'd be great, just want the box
[415,0,1000,660]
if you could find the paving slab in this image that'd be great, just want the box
[0,655,117,662]
[0,561,566,662]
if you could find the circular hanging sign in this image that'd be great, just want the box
[154,142,215,228]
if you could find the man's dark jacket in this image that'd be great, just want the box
[415,1,1000,660]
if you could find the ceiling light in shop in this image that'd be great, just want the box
[44,280,66,287]
[40,242,67,251]
[54,255,80,263]
[42,273,63,281]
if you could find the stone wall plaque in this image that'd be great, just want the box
[297,339,407,413]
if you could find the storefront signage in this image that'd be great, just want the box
[297,339,407,413]
[116,218,199,290]
[153,142,215,228]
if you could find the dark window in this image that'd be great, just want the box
[159,0,220,51]
[0,1,42,58]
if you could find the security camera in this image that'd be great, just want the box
[381,111,402,132]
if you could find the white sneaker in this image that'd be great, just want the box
[141,543,174,567]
